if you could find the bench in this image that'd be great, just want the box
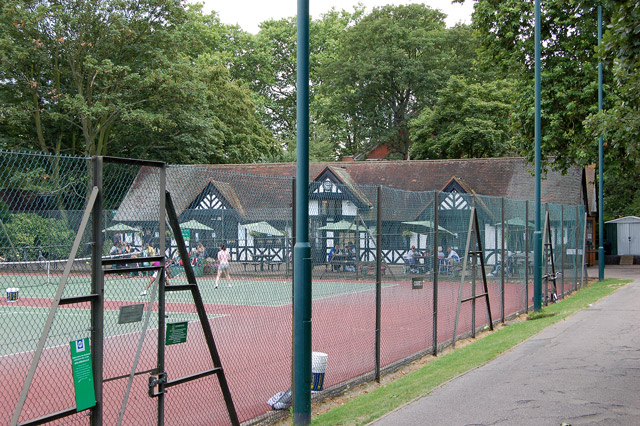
[267,261,283,271]
[241,261,261,272]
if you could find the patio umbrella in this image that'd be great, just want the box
[495,218,535,228]
[241,221,285,236]
[401,220,455,236]
[317,220,369,232]
[179,219,214,231]
[103,223,140,232]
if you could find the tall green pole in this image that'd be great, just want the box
[598,5,605,281]
[533,0,542,312]
[293,0,311,424]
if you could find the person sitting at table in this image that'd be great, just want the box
[109,241,123,274]
[345,242,356,272]
[196,242,207,259]
[191,242,207,266]
[487,250,515,277]
[403,246,418,273]
[446,247,460,271]
[412,246,429,273]
[328,244,341,271]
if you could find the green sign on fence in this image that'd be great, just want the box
[69,338,96,412]
[181,228,190,241]
[166,321,188,345]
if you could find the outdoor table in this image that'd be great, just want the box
[253,254,274,271]
[329,254,356,271]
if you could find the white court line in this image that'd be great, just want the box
[0,308,226,359]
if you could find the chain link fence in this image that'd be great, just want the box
[1,151,587,425]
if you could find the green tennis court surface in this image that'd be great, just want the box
[0,273,386,307]
[0,305,221,356]
[0,274,386,357]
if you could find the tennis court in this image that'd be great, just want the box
[1,260,557,425]
[1,263,399,425]
[0,266,385,305]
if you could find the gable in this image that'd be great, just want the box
[189,182,230,210]
[310,167,371,209]
[439,177,471,211]
[311,168,344,197]
[440,190,471,211]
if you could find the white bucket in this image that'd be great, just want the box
[311,352,328,392]
[6,287,19,302]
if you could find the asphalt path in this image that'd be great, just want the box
[371,265,640,426]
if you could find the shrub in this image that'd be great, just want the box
[4,213,75,260]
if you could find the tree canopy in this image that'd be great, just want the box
[0,0,637,216]
[0,0,277,162]
[410,76,516,160]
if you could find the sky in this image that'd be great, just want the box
[193,1,474,33]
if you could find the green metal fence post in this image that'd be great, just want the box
[575,206,580,291]
[375,186,382,382]
[561,205,565,297]
[533,0,543,312]
[500,197,505,323]
[293,0,311,423]
[91,156,104,426]
[598,4,605,281]
[525,200,529,313]
[432,191,439,356]
[157,164,166,425]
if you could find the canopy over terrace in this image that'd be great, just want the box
[401,220,455,236]
[317,220,369,232]
[179,219,214,231]
[240,221,285,236]
[103,223,141,233]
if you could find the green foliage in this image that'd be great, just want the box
[0,200,10,224]
[230,8,363,158]
[318,5,452,159]
[410,76,516,159]
[3,213,75,259]
[0,0,278,162]
[584,1,640,217]
[471,0,604,171]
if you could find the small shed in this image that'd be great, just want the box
[605,216,640,255]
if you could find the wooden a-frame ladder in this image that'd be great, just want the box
[452,206,494,347]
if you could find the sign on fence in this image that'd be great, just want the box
[412,277,424,289]
[166,321,188,345]
[69,338,96,412]
[118,304,144,324]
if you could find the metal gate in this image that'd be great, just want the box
[9,156,238,426]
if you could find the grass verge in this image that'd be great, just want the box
[310,278,629,426]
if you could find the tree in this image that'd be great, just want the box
[225,8,363,157]
[410,76,516,159]
[4,213,75,260]
[0,0,186,155]
[0,0,278,162]
[585,1,640,217]
[111,53,278,164]
[319,5,480,159]
[468,0,606,171]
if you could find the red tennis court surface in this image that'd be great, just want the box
[2,277,537,425]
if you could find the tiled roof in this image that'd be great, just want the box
[181,158,582,201]
[114,157,585,222]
